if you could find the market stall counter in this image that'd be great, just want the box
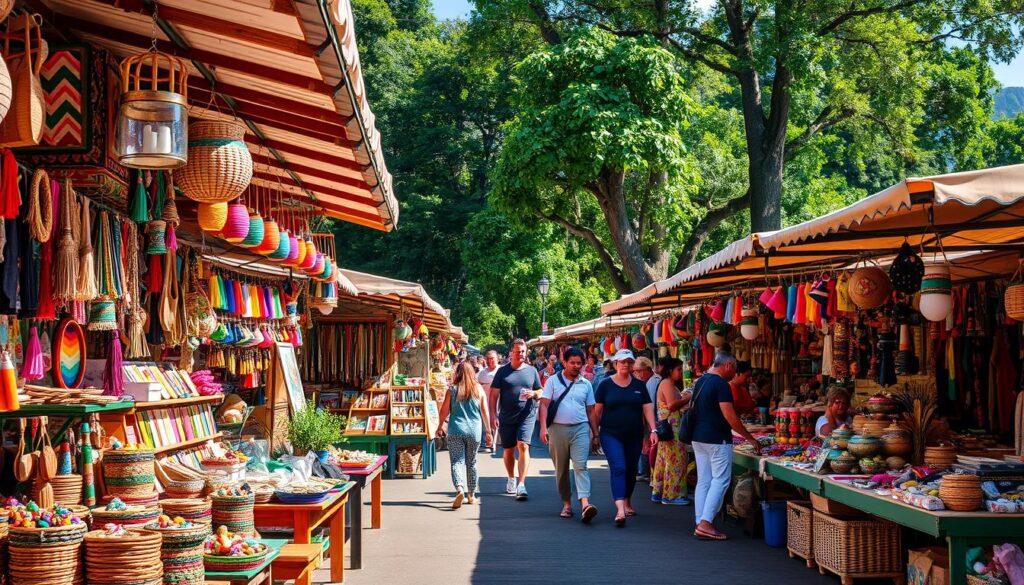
[733,451,1024,585]
[252,482,355,584]
[344,454,388,569]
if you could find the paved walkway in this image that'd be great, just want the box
[327,440,842,585]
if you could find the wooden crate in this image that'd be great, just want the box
[786,500,815,568]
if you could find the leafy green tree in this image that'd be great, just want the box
[477,0,1024,268]
[491,28,700,292]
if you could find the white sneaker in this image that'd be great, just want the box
[515,483,528,501]
[505,477,516,494]
[453,490,465,510]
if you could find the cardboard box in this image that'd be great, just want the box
[908,546,949,585]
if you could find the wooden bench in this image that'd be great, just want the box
[270,543,323,585]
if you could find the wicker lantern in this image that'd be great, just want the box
[116,51,189,169]
[176,119,253,208]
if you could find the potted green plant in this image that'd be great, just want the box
[286,406,344,463]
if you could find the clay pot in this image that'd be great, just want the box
[830,428,854,450]
[847,435,882,459]
[880,424,912,458]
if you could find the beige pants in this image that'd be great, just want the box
[548,422,592,501]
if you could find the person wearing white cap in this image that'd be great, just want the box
[593,349,658,527]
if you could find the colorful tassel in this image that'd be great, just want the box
[102,332,124,397]
[129,170,149,223]
[21,326,44,381]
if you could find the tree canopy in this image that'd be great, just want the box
[333,0,1024,343]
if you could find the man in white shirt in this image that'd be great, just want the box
[476,351,500,452]
[539,347,599,523]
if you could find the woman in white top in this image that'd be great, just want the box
[815,386,853,438]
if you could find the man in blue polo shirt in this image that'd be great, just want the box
[488,338,542,500]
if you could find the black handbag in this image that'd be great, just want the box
[677,377,707,444]
[655,418,674,441]
[545,372,575,427]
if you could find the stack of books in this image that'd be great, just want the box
[123,363,201,400]
[130,403,218,450]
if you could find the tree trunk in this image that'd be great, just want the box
[749,144,784,232]
[589,167,658,290]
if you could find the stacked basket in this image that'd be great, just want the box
[85,528,163,585]
[159,499,212,525]
[924,445,958,470]
[91,503,163,528]
[143,522,211,585]
[0,510,8,584]
[65,505,91,529]
[8,522,87,585]
[51,474,83,506]
[939,474,983,511]
[211,492,256,536]
[164,479,205,499]
[103,449,158,500]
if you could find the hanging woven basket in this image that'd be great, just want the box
[176,119,253,204]
[1006,284,1024,321]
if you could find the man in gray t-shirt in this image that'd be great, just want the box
[488,340,542,500]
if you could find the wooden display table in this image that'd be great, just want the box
[204,537,283,585]
[1,402,133,443]
[270,543,323,585]
[733,451,1024,585]
[252,483,354,584]
[343,455,388,569]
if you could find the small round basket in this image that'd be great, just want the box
[203,546,268,573]
[165,479,205,499]
[91,505,162,528]
[84,528,163,584]
[1006,283,1024,322]
[143,522,210,585]
[158,498,212,525]
[9,521,88,547]
[939,474,983,511]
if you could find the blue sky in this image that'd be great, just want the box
[429,0,1022,86]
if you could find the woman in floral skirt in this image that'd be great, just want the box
[651,358,692,505]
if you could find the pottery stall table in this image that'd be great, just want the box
[733,451,1024,585]
[204,537,283,585]
[252,482,354,583]
[342,455,388,569]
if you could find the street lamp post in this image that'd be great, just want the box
[537,276,550,335]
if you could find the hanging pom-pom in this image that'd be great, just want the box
[102,332,124,397]
[129,170,149,223]
[21,326,44,381]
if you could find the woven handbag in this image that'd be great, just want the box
[0,13,44,147]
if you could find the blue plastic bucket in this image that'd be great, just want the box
[761,501,788,548]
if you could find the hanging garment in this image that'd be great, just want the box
[0,210,19,313]
[989,328,1017,434]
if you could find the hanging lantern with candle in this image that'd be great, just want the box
[116,51,189,169]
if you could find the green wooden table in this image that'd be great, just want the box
[0,402,133,443]
[733,451,1024,585]
[204,538,283,585]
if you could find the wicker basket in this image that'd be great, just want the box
[103,449,157,498]
[813,512,902,582]
[203,547,269,572]
[1006,283,1024,321]
[0,0,14,24]
[786,501,815,568]
[8,522,86,585]
[924,445,958,471]
[939,474,983,511]
[90,505,162,528]
[0,14,43,148]
[84,528,163,584]
[211,493,256,535]
[158,498,212,525]
[164,479,205,499]
[143,523,210,585]
[52,473,83,505]
[65,505,92,529]
[176,119,253,204]
[0,510,8,585]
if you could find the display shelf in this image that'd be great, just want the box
[153,431,223,455]
[3,402,133,417]
[135,395,224,409]
[389,386,426,435]
[345,386,391,435]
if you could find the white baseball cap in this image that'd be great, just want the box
[612,349,636,362]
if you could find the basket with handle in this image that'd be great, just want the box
[786,500,815,568]
[175,119,253,204]
[1005,260,1024,321]
[0,13,44,147]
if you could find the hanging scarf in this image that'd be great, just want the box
[0,149,21,219]
[35,181,60,320]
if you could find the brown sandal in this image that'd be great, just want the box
[694,528,727,540]
[581,505,597,524]
[559,508,573,518]
[614,514,626,527]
